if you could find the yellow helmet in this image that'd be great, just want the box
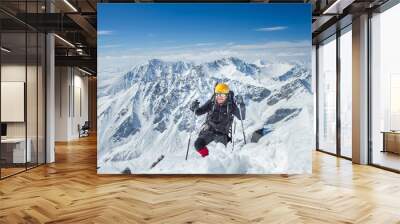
[214,83,229,94]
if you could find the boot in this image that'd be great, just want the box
[197,147,209,157]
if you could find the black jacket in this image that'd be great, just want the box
[194,99,245,135]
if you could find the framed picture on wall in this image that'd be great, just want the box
[97,3,313,174]
[1,81,25,123]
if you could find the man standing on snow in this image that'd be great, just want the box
[190,83,246,157]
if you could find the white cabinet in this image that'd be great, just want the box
[1,138,32,163]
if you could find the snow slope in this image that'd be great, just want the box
[97,57,313,174]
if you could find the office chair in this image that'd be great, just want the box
[79,121,90,138]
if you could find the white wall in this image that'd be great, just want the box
[74,73,89,132]
[1,63,47,164]
[55,66,69,141]
[55,67,89,141]
[1,65,36,137]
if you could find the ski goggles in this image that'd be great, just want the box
[215,93,228,97]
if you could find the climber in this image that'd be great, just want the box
[189,83,245,157]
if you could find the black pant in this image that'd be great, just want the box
[194,128,228,151]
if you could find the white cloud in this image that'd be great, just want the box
[160,43,215,50]
[98,40,311,70]
[98,30,113,35]
[195,43,216,46]
[255,26,288,32]
[99,44,121,49]
[230,41,309,50]
[276,52,308,57]
[161,44,194,50]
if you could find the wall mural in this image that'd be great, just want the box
[97,3,313,174]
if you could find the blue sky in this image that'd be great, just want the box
[98,4,311,71]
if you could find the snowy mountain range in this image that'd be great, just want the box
[97,57,313,174]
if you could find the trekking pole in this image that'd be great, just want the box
[232,120,236,152]
[185,109,196,160]
[185,130,192,160]
[238,103,246,144]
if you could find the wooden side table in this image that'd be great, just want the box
[381,131,400,154]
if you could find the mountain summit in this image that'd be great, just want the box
[98,57,312,174]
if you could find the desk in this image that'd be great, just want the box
[1,138,31,163]
[381,131,400,154]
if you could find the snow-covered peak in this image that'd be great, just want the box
[205,57,260,76]
[274,63,309,82]
[253,59,268,67]
[148,58,164,66]
[97,56,313,174]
